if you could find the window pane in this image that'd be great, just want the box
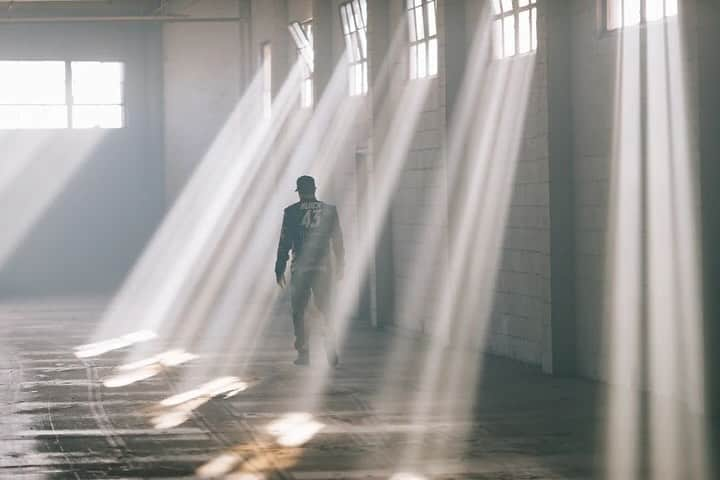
[72,105,122,129]
[415,7,425,40]
[289,22,305,48]
[607,0,622,30]
[492,0,502,15]
[358,28,368,59]
[531,7,538,50]
[493,18,504,58]
[519,0,530,6]
[408,7,417,42]
[343,29,353,55]
[501,0,513,13]
[359,0,367,25]
[427,1,437,37]
[0,105,67,129]
[409,44,418,79]
[665,0,678,17]
[503,15,515,57]
[428,38,438,76]
[645,0,664,22]
[350,34,360,62]
[519,10,531,54]
[624,0,641,26]
[0,61,66,105]
[417,41,427,78]
[352,0,364,28]
[340,6,350,34]
[72,62,123,105]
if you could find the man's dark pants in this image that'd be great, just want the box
[290,268,332,353]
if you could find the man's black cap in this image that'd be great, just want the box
[295,175,316,193]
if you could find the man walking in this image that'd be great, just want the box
[275,176,344,366]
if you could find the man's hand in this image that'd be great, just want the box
[276,272,286,288]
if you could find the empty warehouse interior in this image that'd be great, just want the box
[1,0,718,478]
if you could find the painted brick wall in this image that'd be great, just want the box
[485,4,551,367]
[384,0,550,369]
[389,0,450,334]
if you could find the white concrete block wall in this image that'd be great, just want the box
[163,0,244,200]
[389,0,449,333]
[376,0,550,368]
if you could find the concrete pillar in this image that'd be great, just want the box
[367,0,396,328]
[312,0,333,104]
[444,0,467,259]
[544,0,577,376]
[696,0,720,473]
[444,0,466,121]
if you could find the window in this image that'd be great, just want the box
[492,0,537,59]
[339,0,368,96]
[71,62,124,129]
[289,20,314,108]
[0,60,124,130]
[606,0,678,31]
[261,42,272,118]
[407,0,438,79]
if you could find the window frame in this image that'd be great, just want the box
[339,0,368,96]
[289,19,314,108]
[603,0,679,33]
[406,0,439,80]
[492,0,538,60]
[0,59,125,130]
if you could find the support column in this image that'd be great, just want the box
[697,0,720,474]
[312,0,333,104]
[544,0,577,375]
[368,0,395,328]
[444,0,467,256]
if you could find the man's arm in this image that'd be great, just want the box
[331,206,345,278]
[275,209,292,287]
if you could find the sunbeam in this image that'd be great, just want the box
[604,8,709,480]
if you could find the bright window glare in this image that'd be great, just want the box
[0,60,124,130]
[0,105,67,129]
[73,106,123,129]
[406,0,438,80]
[71,61,124,129]
[340,0,368,95]
[0,61,66,104]
[624,0,641,26]
[607,0,678,30]
[0,61,67,129]
[72,62,123,105]
[493,0,537,59]
[519,10,531,54]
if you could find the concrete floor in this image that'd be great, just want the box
[0,299,607,479]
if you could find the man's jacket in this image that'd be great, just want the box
[275,200,344,276]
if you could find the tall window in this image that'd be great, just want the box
[492,0,537,59]
[407,0,438,79]
[339,0,368,96]
[606,0,678,31]
[261,42,272,118]
[0,60,124,130]
[289,20,314,108]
